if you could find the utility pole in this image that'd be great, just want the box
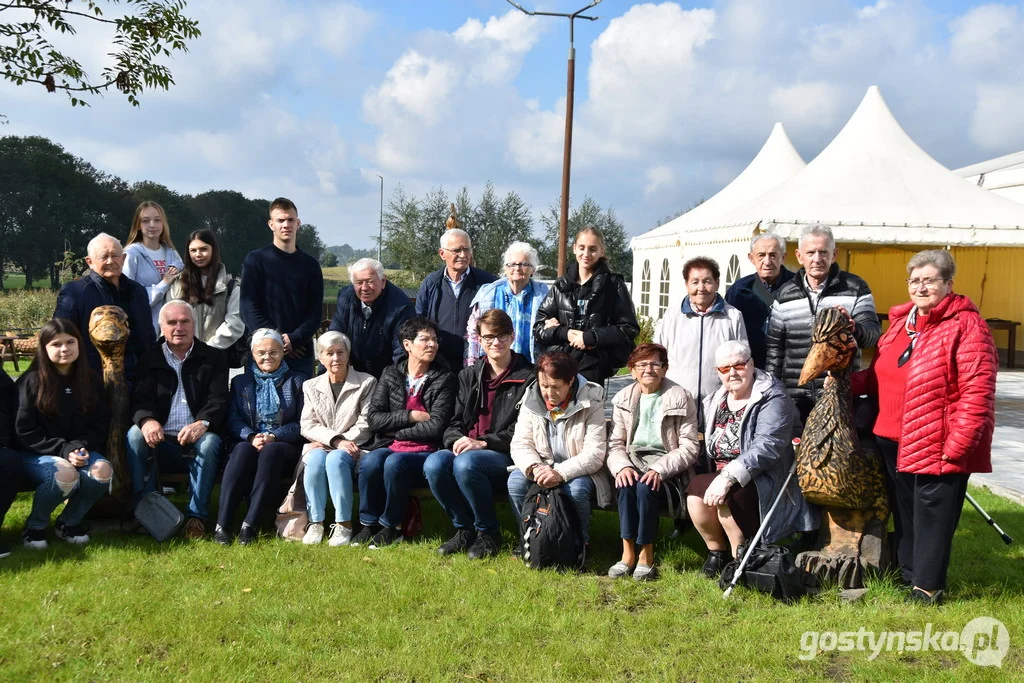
[375,173,384,262]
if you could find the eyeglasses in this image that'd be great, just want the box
[414,335,438,345]
[906,277,947,289]
[442,247,471,256]
[254,350,282,359]
[505,262,533,270]
[481,333,513,345]
[633,361,665,370]
[716,360,751,373]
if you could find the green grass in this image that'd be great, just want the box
[2,360,21,377]
[2,273,27,289]
[1,487,1021,680]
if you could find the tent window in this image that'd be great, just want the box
[658,259,670,318]
[639,260,651,316]
[725,255,741,294]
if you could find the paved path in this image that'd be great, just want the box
[602,369,1024,504]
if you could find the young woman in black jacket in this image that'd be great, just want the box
[16,319,111,549]
[353,316,457,549]
[534,226,640,384]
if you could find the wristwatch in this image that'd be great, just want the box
[720,469,738,485]
[200,420,210,428]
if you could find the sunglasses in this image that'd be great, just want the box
[716,360,751,374]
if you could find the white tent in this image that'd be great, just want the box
[629,122,806,318]
[954,151,1024,205]
[694,86,1024,247]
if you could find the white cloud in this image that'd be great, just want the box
[644,166,674,198]
[949,4,1023,69]
[969,83,1024,151]
[769,82,845,130]
[857,0,892,20]
[363,50,460,126]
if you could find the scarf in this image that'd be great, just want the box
[252,362,289,430]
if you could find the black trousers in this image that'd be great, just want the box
[0,447,24,531]
[876,436,970,591]
[217,441,299,529]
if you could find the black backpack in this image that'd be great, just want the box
[519,483,584,571]
[719,544,817,602]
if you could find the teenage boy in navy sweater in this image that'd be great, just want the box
[240,197,323,378]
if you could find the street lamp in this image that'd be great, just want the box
[375,173,384,262]
[506,0,601,277]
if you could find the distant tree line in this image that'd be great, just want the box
[0,136,327,290]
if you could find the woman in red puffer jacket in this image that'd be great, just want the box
[852,249,997,605]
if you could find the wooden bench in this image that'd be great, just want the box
[1,330,39,372]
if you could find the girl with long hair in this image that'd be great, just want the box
[15,318,112,549]
[167,228,244,351]
[123,201,185,334]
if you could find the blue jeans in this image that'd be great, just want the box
[126,424,223,520]
[507,469,594,543]
[21,451,110,529]
[617,479,664,546]
[304,448,356,523]
[358,447,429,529]
[424,449,512,534]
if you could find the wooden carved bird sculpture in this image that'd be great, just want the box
[88,305,132,507]
[794,307,889,589]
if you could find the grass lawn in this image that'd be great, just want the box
[2,273,27,290]
[1,485,1021,680]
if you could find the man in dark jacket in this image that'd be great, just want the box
[415,229,496,370]
[54,233,154,382]
[423,309,533,559]
[0,368,22,558]
[725,233,795,369]
[766,224,880,419]
[240,197,324,378]
[126,300,229,538]
[329,257,413,378]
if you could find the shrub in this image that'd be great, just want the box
[635,313,655,346]
[0,290,58,331]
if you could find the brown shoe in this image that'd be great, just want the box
[184,517,205,540]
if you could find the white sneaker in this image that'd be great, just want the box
[302,522,325,545]
[328,523,352,547]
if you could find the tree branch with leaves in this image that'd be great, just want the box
[0,0,200,109]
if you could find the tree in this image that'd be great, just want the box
[296,223,325,260]
[188,190,267,273]
[0,0,201,112]
[319,250,338,268]
[539,196,633,280]
[380,184,433,279]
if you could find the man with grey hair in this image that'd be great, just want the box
[766,223,880,419]
[725,232,795,369]
[328,257,413,378]
[54,232,154,380]
[127,299,228,539]
[416,228,496,369]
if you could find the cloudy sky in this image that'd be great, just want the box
[3,0,1023,249]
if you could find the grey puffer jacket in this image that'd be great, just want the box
[765,263,880,417]
[702,370,819,544]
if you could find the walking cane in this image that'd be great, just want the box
[965,492,1014,545]
[723,439,800,599]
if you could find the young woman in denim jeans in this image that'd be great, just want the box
[15,318,112,549]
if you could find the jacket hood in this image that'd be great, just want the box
[470,352,533,383]
[612,377,691,412]
[522,373,602,417]
[470,277,543,308]
[682,293,727,315]
[702,368,780,418]
[307,366,373,396]
[395,353,452,376]
[558,260,612,293]
[888,292,978,326]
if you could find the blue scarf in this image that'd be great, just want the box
[251,362,289,430]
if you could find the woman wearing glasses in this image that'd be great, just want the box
[686,340,816,579]
[534,226,640,384]
[465,242,549,365]
[850,250,996,605]
[424,309,534,559]
[354,317,457,549]
[606,343,700,580]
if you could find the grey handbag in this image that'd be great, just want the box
[134,491,185,542]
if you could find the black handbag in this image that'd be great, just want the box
[719,544,817,602]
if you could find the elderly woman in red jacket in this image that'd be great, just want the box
[851,250,997,605]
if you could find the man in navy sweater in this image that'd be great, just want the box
[240,197,323,378]
[328,257,413,378]
[415,229,496,370]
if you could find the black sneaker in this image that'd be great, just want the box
[701,550,731,578]
[467,531,501,560]
[55,520,90,545]
[438,528,477,556]
[22,527,48,550]
[351,524,380,547]
[238,525,258,546]
[369,526,403,549]
[214,525,232,546]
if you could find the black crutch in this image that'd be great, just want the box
[965,492,1014,545]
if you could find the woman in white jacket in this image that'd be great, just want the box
[508,351,610,551]
[295,332,376,546]
[123,201,185,334]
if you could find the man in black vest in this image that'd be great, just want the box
[724,233,795,369]
[415,229,496,370]
[329,258,413,378]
